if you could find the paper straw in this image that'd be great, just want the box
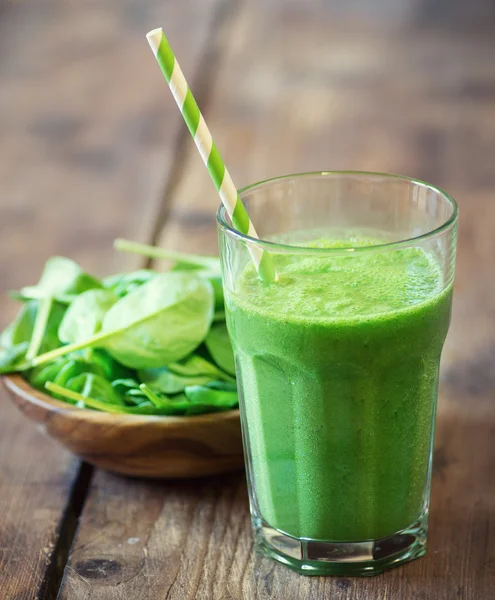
[146,28,276,282]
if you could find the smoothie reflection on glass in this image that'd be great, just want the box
[217,172,457,576]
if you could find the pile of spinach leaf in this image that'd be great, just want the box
[0,240,238,416]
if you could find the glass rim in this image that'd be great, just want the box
[216,170,458,255]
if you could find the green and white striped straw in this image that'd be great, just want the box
[146,28,276,282]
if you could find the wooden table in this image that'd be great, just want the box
[1,1,494,598]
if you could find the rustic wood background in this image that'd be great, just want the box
[0,0,494,598]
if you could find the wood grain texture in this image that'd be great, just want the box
[56,402,495,600]
[0,0,221,596]
[8,0,494,598]
[58,471,250,600]
[59,2,495,599]
[0,398,78,600]
[0,0,226,314]
[3,375,243,478]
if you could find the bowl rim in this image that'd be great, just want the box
[2,374,241,426]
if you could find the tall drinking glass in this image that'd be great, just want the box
[217,172,457,576]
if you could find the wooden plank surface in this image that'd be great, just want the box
[0,0,220,597]
[57,2,495,600]
[2,0,494,598]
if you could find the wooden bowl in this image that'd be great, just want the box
[2,375,244,478]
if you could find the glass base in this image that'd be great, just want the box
[253,515,427,576]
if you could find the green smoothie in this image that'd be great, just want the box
[226,234,452,542]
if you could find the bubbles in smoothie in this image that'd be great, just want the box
[236,233,443,322]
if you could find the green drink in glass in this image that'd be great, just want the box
[218,172,457,575]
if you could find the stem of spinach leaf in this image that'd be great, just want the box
[139,384,190,411]
[139,383,167,408]
[45,381,131,414]
[114,239,219,271]
[26,296,53,361]
[28,278,206,369]
[28,329,109,368]
[10,289,75,304]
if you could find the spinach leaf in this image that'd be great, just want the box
[44,381,193,416]
[184,381,238,409]
[204,323,235,376]
[42,376,237,416]
[28,354,106,390]
[111,377,141,393]
[3,243,238,420]
[38,301,66,354]
[139,384,192,415]
[26,296,54,360]
[10,290,75,305]
[30,272,214,370]
[137,366,211,394]
[125,387,149,401]
[203,380,238,392]
[52,360,102,389]
[103,270,157,298]
[0,342,29,373]
[168,353,234,382]
[45,381,156,414]
[0,298,67,372]
[59,289,118,344]
[0,323,13,348]
[212,310,226,323]
[89,349,134,381]
[15,257,102,301]
[28,358,69,390]
[2,300,65,350]
[138,383,168,408]
[66,372,124,405]
[198,272,224,311]
[111,378,144,405]
[1,302,38,348]
[100,272,214,368]
[0,301,66,373]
